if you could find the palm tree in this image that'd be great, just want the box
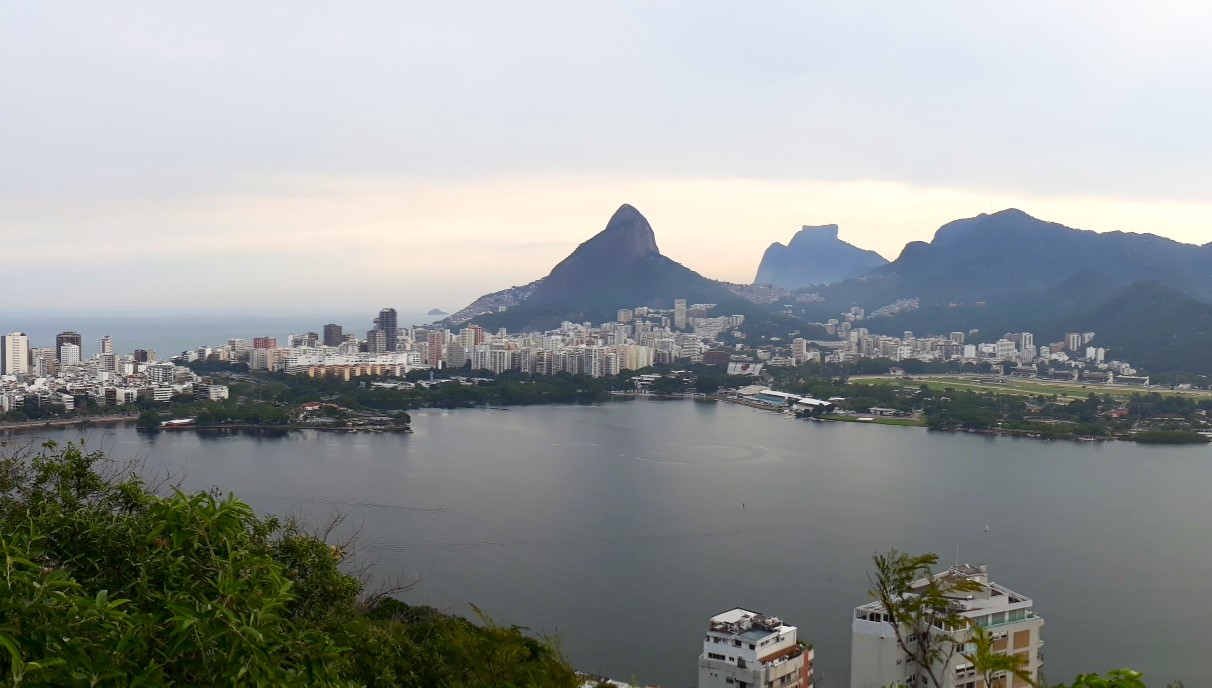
[962,624,1034,688]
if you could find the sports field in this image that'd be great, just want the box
[850,374,1212,401]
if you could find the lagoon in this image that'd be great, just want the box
[23,399,1210,686]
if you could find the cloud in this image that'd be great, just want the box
[2,2,1211,312]
[3,174,1211,313]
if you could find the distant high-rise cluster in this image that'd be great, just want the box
[379,308,398,352]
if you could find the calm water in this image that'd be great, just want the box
[20,401,1212,686]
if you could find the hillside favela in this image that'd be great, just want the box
[2,4,1208,688]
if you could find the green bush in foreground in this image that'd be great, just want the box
[0,441,577,687]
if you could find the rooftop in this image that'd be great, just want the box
[855,564,1034,617]
[707,608,794,639]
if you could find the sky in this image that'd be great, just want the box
[4,1,1212,314]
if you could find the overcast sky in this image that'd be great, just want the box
[4,2,1212,313]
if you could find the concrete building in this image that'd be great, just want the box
[674,299,688,330]
[995,338,1017,361]
[194,384,229,401]
[426,330,446,368]
[59,343,81,366]
[698,608,813,688]
[1,332,30,375]
[31,347,56,377]
[849,564,1043,688]
[146,362,176,385]
[253,336,277,349]
[379,308,398,352]
[98,335,113,356]
[55,331,83,362]
[323,323,344,347]
[366,329,389,354]
[289,332,320,348]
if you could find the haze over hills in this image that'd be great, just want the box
[448,204,1212,376]
[450,205,798,333]
[754,224,888,290]
[789,209,1212,317]
[755,209,1212,375]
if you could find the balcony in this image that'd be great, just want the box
[972,610,1038,629]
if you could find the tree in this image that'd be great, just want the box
[649,376,684,395]
[1062,670,1146,687]
[866,549,982,688]
[135,409,161,431]
[0,440,579,687]
[962,624,1034,687]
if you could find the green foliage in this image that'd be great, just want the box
[1061,669,1146,687]
[867,549,982,688]
[0,441,578,687]
[962,625,1034,687]
[135,409,161,430]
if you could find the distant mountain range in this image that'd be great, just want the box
[451,205,800,334]
[448,205,1212,376]
[754,224,888,289]
[802,209,1212,308]
[786,209,1212,375]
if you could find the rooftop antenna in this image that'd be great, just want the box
[955,544,960,568]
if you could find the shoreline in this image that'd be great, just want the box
[4,397,1204,445]
[0,416,411,436]
[0,415,137,434]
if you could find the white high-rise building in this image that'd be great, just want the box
[60,343,81,366]
[995,338,1018,361]
[1,332,30,375]
[674,299,688,330]
[849,564,1044,688]
[98,335,113,356]
[698,608,813,688]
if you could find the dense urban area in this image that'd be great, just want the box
[2,302,1207,444]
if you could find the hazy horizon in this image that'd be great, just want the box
[5,2,1212,311]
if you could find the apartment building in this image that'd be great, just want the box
[849,564,1043,688]
[699,608,813,688]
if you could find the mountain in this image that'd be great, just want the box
[754,224,888,289]
[1065,281,1212,377]
[787,209,1212,320]
[763,209,1212,376]
[879,208,1212,300]
[453,204,796,333]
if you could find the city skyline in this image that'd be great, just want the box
[5,3,1212,310]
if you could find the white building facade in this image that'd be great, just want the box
[849,564,1044,688]
[1,332,29,376]
[698,608,813,688]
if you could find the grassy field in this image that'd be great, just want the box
[851,375,1212,401]
[822,415,928,427]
